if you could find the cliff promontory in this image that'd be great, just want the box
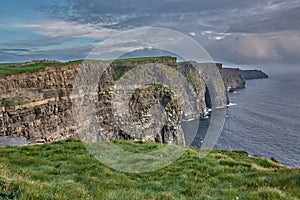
[221,68,246,92]
[240,69,269,80]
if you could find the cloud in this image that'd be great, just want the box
[201,31,233,41]
[0,48,30,52]
[2,0,299,64]
[204,31,300,64]
[16,21,118,38]
[232,35,281,61]
[0,48,31,56]
[0,45,94,62]
[227,5,300,33]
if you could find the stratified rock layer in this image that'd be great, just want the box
[0,57,228,145]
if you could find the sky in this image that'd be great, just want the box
[1,0,300,67]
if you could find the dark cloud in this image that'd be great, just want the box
[29,45,94,61]
[0,45,93,63]
[36,0,300,65]
[0,48,30,52]
[44,0,268,30]
[42,0,300,34]
[227,6,300,33]
[156,0,261,13]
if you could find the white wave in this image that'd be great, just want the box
[227,103,237,107]
[182,118,196,122]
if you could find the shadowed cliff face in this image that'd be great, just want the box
[240,70,269,80]
[0,57,228,145]
[184,62,229,107]
[178,62,207,112]
[221,68,246,92]
[128,84,184,144]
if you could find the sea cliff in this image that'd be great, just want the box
[0,58,268,145]
[221,68,246,92]
[240,69,269,80]
[0,57,229,144]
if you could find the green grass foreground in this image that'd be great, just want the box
[0,140,299,200]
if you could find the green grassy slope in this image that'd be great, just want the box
[0,57,174,79]
[0,62,63,78]
[0,140,299,200]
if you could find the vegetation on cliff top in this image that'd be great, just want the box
[0,56,175,78]
[0,140,299,200]
[0,62,64,78]
[111,56,175,67]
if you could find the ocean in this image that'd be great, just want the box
[189,71,300,167]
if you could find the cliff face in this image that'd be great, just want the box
[221,68,246,92]
[0,64,81,141]
[240,69,268,80]
[178,62,207,113]
[0,57,228,145]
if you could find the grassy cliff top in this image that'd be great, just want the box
[0,56,176,78]
[0,61,66,78]
[0,140,299,199]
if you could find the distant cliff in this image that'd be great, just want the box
[240,69,269,80]
[221,68,246,92]
[0,57,229,145]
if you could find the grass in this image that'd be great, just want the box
[0,56,175,79]
[0,140,299,199]
[0,60,101,78]
[111,56,176,80]
[0,62,64,78]
[0,63,19,68]
[111,56,174,67]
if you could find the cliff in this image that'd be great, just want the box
[240,69,269,80]
[221,68,246,92]
[0,63,80,142]
[0,57,228,145]
[181,62,229,107]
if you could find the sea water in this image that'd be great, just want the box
[188,71,300,167]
